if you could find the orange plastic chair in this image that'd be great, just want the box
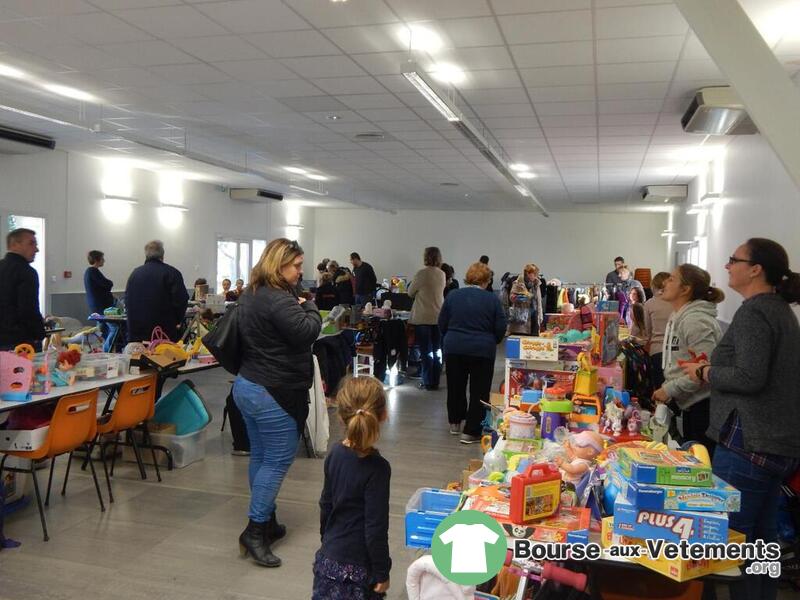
[0,389,104,541]
[87,374,160,503]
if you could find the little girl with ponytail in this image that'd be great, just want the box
[313,376,391,599]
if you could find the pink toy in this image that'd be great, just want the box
[0,351,33,402]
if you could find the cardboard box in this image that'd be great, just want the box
[628,529,745,582]
[505,336,559,362]
[505,360,576,406]
[622,472,740,513]
[613,495,728,544]
[462,459,485,491]
[618,447,713,487]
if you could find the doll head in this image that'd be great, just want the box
[568,430,603,460]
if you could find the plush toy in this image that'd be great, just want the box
[554,430,604,484]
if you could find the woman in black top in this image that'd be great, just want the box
[84,250,117,351]
[314,376,391,599]
[234,238,322,568]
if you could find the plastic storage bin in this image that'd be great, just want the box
[405,487,461,548]
[74,353,128,381]
[124,428,207,469]
[153,381,211,435]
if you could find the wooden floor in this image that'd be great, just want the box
[0,367,486,600]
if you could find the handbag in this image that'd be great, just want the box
[202,303,241,374]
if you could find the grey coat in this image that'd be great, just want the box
[707,293,800,458]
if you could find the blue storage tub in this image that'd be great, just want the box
[153,380,211,435]
[405,488,461,549]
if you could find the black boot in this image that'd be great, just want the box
[238,520,281,567]
[265,510,286,543]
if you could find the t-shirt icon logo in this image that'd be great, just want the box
[431,510,507,585]
[439,523,499,573]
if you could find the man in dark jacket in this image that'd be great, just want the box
[0,228,45,350]
[125,240,189,342]
[350,252,377,305]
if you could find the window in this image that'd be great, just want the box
[7,215,45,311]
[217,238,264,292]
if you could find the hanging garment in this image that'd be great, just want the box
[306,355,329,456]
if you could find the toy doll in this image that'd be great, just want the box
[554,431,604,485]
[51,349,80,386]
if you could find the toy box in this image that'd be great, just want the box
[597,361,624,392]
[620,470,741,513]
[545,313,573,332]
[613,495,728,544]
[501,438,543,460]
[499,506,592,542]
[461,486,511,521]
[618,447,713,487]
[505,360,576,407]
[558,341,592,362]
[628,529,745,581]
[505,336,559,362]
[594,312,620,365]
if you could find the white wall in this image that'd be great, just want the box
[672,135,800,323]
[0,150,314,311]
[314,209,668,285]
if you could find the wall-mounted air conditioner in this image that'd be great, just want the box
[229,188,283,202]
[641,185,688,203]
[681,86,757,135]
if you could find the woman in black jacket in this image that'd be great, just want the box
[234,238,322,568]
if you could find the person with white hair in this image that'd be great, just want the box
[124,240,189,342]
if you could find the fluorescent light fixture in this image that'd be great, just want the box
[159,203,188,212]
[518,171,537,179]
[306,173,328,181]
[0,63,27,80]
[686,202,707,215]
[0,104,89,129]
[401,65,461,122]
[676,240,695,245]
[514,184,530,197]
[398,25,443,53]
[103,194,138,204]
[700,192,721,205]
[290,184,328,196]
[284,166,307,174]
[509,163,530,172]
[286,223,305,229]
[41,83,96,102]
[661,230,676,237]
[430,63,465,85]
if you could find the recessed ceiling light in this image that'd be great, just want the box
[509,163,530,172]
[307,173,328,181]
[0,63,27,80]
[326,114,341,120]
[41,83,96,102]
[284,166,307,174]
[398,25,443,53]
[518,171,537,179]
[430,63,465,85]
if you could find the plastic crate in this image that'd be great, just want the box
[74,353,129,381]
[124,427,207,469]
[405,488,460,548]
[153,380,211,435]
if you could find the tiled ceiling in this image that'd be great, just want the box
[0,0,797,211]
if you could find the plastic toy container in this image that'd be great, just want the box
[153,381,211,435]
[124,427,208,469]
[74,353,127,381]
[405,488,460,548]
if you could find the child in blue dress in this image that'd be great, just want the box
[313,376,391,599]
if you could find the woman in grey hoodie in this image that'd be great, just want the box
[652,264,724,453]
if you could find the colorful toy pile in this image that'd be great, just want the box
[601,443,744,581]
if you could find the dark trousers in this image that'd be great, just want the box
[415,325,441,388]
[649,352,665,389]
[680,397,716,457]
[445,354,494,437]
[226,388,250,452]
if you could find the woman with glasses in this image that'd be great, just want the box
[682,238,800,600]
[652,264,724,453]
[234,238,322,568]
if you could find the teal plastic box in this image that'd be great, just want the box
[613,495,728,544]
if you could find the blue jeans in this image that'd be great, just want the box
[713,445,784,600]
[415,325,441,388]
[233,376,299,523]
